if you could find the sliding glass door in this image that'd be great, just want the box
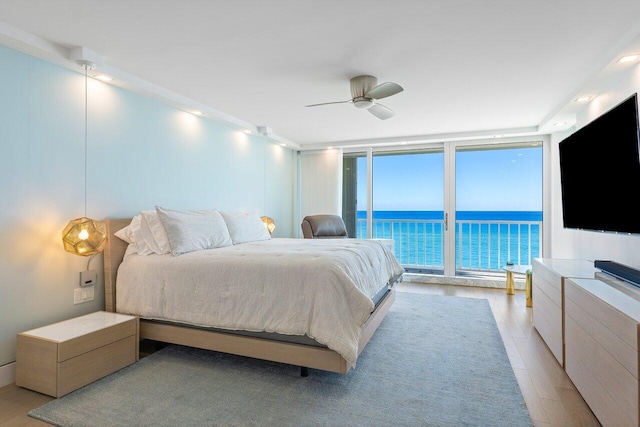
[453,142,543,275]
[372,150,444,274]
[343,139,543,277]
[344,149,445,275]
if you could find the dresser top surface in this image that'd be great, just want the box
[533,258,599,278]
[20,311,135,342]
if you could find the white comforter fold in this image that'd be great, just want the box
[116,238,404,366]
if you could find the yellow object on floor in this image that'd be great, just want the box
[503,264,532,307]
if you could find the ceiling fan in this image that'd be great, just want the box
[305,75,404,120]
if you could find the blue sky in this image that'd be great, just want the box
[357,145,543,211]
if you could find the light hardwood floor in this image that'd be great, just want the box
[0,283,600,426]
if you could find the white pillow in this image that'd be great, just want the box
[140,210,170,255]
[124,243,138,256]
[220,211,271,245]
[114,215,141,244]
[133,221,155,256]
[156,207,233,256]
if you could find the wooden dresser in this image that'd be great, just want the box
[564,275,640,427]
[531,258,599,367]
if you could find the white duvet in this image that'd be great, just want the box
[116,238,404,367]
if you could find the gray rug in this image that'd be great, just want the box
[29,292,532,426]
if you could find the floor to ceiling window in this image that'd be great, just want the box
[343,139,543,278]
[454,142,543,274]
[343,148,444,273]
[371,150,444,273]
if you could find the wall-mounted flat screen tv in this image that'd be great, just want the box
[559,93,640,234]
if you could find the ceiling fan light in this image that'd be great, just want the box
[353,98,374,109]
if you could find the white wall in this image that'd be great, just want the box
[0,44,295,367]
[298,149,343,231]
[549,61,640,267]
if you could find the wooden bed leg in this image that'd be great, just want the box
[300,367,309,377]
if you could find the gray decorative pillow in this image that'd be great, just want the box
[155,207,233,256]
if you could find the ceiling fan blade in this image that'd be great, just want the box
[368,103,395,120]
[364,82,404,100]
[305,100,352,107]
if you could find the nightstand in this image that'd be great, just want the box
[16,311,139,397]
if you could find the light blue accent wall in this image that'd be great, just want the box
[0,44,295,367]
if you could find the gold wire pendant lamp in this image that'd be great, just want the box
[62,60,107,257]
[261,216,276,235]
[62,217,107,256]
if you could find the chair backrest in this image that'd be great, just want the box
[301,215,348,239]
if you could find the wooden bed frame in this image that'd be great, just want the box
[103,218,396,374]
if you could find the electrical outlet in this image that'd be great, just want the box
[80,270,97,287]
[73,285,95,304]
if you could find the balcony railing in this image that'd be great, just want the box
[356,218,542,273]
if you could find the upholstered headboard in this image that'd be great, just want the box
[103,218,132,312]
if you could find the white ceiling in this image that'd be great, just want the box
[1,0,640,148]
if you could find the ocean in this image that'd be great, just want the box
[355,211,542,271]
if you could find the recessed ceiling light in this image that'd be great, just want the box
[327,146,334,150]
[243,129,252,134]
[94,74,113,82]
[191,110,204,116]
[575,96,592,103]
[554,121,569,126]
[279,143,287,147]
[618,54,639,63]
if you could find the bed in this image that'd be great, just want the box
[103,214,404,374]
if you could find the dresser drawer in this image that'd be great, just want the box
[532,270,562,307]
[59,320,136,362]
[565,296,638,378]
[58,335,136,396]
[564,277,640,427]
[566,347,636,427]
[533,259,563,297]
[532,285,563,364]
[566,278,639,351]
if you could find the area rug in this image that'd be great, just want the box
[29,292,532,426]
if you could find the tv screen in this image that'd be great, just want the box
[559,93,640,234]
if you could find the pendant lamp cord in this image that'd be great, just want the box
[84,65,88,219]
[86,254,96,270]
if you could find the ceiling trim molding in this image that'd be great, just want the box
[0,19,70,65]
[538,20,640,134]
[0,19,299,150]
[341,133,547,154]
[299,126,540,151]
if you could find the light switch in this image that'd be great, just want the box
[74,285,95,304]
[74,288,83,304]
